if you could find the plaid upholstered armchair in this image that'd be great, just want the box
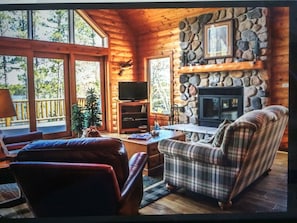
[158,105,288,209]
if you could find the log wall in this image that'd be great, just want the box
[87,9,138,132]
[269,7,289,149]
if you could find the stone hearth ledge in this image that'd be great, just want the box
[162,124,217,142]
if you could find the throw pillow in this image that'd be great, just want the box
[211,119,232,147]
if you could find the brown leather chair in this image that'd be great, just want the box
[10,137,147,217]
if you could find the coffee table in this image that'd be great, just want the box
[119,129,185,176]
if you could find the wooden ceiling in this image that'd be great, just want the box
[111,8,223,35]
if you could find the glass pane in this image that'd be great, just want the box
[149,57,171,114]
[33,10,69,43]
[0,55,29,134]
[0,11,27,39]
[75,60,102,126]
[34,57,66,133]
[202,98,219,119]
[221,97,239,121]
[74,11,104,47]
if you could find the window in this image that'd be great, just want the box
[148,56,172,115]
[33,10,69,43]
[0,10,107,48]
[34,55,67,134]
[0,8,108,137]
[0,55,29,131]
[75,57,105,130]
[0,11,28,39]
[74,11,105,47]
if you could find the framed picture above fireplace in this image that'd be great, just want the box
[204,20,233,59]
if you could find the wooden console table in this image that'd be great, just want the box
[102,130,185,176]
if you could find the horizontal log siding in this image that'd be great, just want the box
[270,7,289,150]
[87,9,137,132]
[137,27,182,127]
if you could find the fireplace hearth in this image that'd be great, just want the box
[198,87,243,127]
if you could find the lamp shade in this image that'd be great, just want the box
[0,89,17,118]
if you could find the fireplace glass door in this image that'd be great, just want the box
[202,97,220,120]
[199,95,243,127]
[221,97,240,121]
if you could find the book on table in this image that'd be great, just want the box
[128,133,152,140]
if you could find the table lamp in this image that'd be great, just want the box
[0,89,16,158]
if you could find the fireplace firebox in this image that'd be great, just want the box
[198,87,243,127]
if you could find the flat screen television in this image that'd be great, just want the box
[118,81,148,101]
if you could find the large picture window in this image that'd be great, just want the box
[0,9,108,137]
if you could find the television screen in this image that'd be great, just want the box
[118,81,148,101]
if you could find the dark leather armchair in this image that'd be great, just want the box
[10,137,147,217]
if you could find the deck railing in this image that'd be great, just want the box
[0,98,85,128]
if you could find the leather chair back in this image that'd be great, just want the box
[16,137,129,189]
[11,161,121,217]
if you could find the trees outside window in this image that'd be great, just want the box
[0,9,107,137]
[148,56,172,115]
[33,10,69,43]
[0,10,27,39]
[0,10,107,48]
[0,55,29,130]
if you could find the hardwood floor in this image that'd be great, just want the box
[139,151,288,215]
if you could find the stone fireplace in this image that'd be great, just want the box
[176,7,270,129]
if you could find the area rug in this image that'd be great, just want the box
[0,183,33,218]
[0,176,170,218]
[140,176,170,208]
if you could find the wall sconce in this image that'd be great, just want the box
[118,59,133,76]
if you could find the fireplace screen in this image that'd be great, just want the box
[198,87,243,127]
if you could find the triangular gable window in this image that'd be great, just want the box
[74,10,108,48]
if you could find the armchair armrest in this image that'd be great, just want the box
[158,139,225,165]
[119,152,147,215]
[121,152,147,198]
[3,131,43,151]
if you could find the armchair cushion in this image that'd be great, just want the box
[211,119,232,147]
[158,139,225,165]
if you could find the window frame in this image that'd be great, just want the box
[146,53,173,116]
[0,37,108,138]
[72,54,106,131]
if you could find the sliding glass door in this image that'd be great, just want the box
[74,56,105,130]
[33,53,69,134]
[0,54,30,133]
